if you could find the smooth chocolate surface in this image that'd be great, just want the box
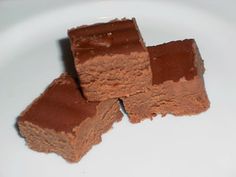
[19,74,98,133]
[68,18,146,62]
[149,39,198,85]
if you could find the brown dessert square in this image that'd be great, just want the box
[18,74,122,162]
[68,18,152,101]
[122,39,210,123]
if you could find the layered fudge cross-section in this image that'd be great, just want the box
[122,39,210,123]
[18,74,122,162]
[68,18,152,101]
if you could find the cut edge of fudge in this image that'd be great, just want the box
[77,51,151,101]
[122,39,210,123]
[18,73,123,162]
[68,18,152,101]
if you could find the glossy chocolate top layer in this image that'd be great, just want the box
[148,39,199,85]
[68,18,146,63]
[19,74,98,133]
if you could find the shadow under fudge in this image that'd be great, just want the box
[58,38,78,78]
[15,117,24,138]
[118,99,128,115]
[57,37,86,98]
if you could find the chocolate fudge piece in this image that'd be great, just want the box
[68,18,152,101]
[122,39,210,123]
[18,74,122,162]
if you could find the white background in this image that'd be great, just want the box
[1,0,236,32]
[0,1,236,177]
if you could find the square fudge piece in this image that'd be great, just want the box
[18,74,122,162]
[68,18,152,101]
[122,39,210,123]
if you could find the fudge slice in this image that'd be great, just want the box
[122,39,210,123]
[18,74,122,162]
[68,18,152,101]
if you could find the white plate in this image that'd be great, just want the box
[1,1,236,177]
